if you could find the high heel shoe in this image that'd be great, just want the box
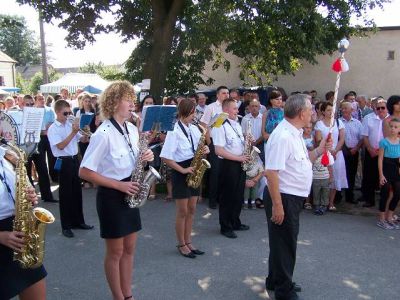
[186,242,205,255]
[177,244,196,258]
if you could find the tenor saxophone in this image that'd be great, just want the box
[1,139,55,269]
[126,133,161,208]
[242,119,260,172]
[186,125,211,189]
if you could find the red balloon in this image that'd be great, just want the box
[332,58,342,73]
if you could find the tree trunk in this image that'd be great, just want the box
[142,0,185,103]
[39,9,49,84]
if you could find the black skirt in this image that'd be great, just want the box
[171,159,200,199]
[0,217,47,300]
[96,179,142,239]
[382,157,400,183]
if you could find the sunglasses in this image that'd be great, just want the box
[376,106,386,111]
[63,111,73,116]
[25,103,34,106]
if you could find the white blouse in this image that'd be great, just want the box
[212,119,245,157]
[160,121,202,163]
[0,147,16,220]
[314,119,345,149]
[80,119,139,180]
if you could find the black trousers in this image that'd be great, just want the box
[264,188,304,300]
[40,135,58,182]
[343,148,359,202]
[219,159,245,232]
[26,139,54,201]
[361,151,379,205]
[207,141,221,207]
[58,156,85,230]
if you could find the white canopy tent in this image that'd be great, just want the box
[40,73,111,94]
[0,88,10,95]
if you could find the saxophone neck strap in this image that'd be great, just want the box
[178,121,195,154]
[109,118,136,160]
[0,160,15,203]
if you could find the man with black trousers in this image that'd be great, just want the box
[264,94,331,300]
[25,94,58,203]
[200,86,229,209]
[212,98,250,239]
[48,100,93,238]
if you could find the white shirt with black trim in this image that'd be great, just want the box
[0,147,16,220]
[212,119,245,157]
[160,122,202,163]
[80,119,139,181]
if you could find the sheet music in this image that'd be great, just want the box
[140,105,177,132]
[22,107,44,143]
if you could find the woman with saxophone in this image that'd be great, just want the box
[160,99,209,259]
[79,81,154,300]
[0,147,46,300]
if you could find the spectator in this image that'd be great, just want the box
[357,95,373,119]
[361,98,388,207]
[46,95,54,107]
[315,102,347,211]
[261,89,284,147]
[383,95,400,138]
[4,97,15,111]
[340,101,363,204]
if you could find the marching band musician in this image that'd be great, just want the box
[47,100,93,239]
[0,146,47,300]
[79,81,154,300]
[160,99,209,259]
[212,98,250,239]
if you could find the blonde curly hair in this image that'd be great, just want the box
[100,80,136,119]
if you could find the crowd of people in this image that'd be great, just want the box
[0,82,399,300]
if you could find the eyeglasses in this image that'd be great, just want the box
[25,103,34,106]
[63,111,73,116]
[376,106,386,111]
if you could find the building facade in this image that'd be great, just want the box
[0,50,17,87]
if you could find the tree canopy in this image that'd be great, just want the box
[78,62,126,81]
[17,0,388,101]
[0,14,41,66]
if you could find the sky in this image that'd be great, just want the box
[2,0,400,68]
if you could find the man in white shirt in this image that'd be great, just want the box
[361,99,388,207]
[264,94,330,300]
[340,101,363,204]
[48,100,92,238]
[200,86,229,209]
[195,93,207,122]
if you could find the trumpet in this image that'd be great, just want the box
[67,115,92,137]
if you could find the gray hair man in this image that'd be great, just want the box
[264,94,331,300]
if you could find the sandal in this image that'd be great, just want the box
[148,194,156,200]
[124,296,132,300]
[164,196,173,202]
[328,205,337,211]
[304,203,312,210]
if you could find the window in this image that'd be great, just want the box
[388,50,395,60]
[0,76,4,86]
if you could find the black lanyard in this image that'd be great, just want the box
[226,120,244,145]
[0,160,15,203]
[178,121,195,154]
[110,118,136,161]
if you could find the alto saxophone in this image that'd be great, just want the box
[186,125,211,189]
[1,139,55,269]
[126,133,161,208]
[242,119,261,172]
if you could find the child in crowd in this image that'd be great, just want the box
[377,118,400,229]
[243,158,264,210]
[303,123,314,210]
[312,153,334,215]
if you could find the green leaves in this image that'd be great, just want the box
[0,14,41,66]
[16,0,387,98]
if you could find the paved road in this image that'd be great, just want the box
[32,187,400,300]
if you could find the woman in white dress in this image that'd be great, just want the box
[314,102,348,210]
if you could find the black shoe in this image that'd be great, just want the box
[75,223,94,230]
[43,199,59,203]
[266,277,301,292]
[221,231,237,239]
[177,245,196,258]
[362,203,375,208]
[62,229,74,238]
[186,243,205,255]
[233,224,250,231]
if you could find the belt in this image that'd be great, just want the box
[58,155,78,160]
